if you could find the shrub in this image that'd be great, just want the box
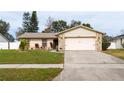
[102,35,111,51]
[19,39,28,51]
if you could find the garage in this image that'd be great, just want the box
[65,38,96,50]
[56,25,104,51]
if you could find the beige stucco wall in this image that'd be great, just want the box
[47,39,54,49]
[58,35,65,51]
[64,28,96,37]
[58,27,103,51]
[29,39,53,50]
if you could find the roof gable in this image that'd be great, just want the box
[0,33,9,42]
[56,25,105,36]
[63,27,96,37]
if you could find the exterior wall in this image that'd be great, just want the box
[58,35,65,51]
[46,39,54,49]
[96,33,102,51]
[0,35,9,49]
[108,42,116,49]
[0,35,8,42]
[64,28,96,37]
[29,38,54,50]
[115,38,124,49]
[58,27,103,51]
[0,42,9,49]
[29,39,42,49]
[0,41,20,50]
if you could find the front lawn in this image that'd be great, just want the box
[0,68,62,81]
[104,49,124,60]
[0,50,63,64]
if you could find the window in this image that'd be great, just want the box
[35,43,39,48]
[42,39,47,48]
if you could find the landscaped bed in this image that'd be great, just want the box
[0,68,62,81]
[0,50,63,64]
[104,49,124,60]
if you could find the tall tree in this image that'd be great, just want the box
[16,12,31,37]
[30,11,39,32]
[22,12,31,32]
[16,11,39,37]
[70,20,81,27]
[0,19,14,42]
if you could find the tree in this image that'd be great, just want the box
[43,20,68,33]
[16,11,39,37]
[82,23,93,29]
[46,17,54,28]
[102,34,111,51]
[22,12,31,32]
[30,11,39,32]
[43,17,54,33]
[43,19,93,33]
[0,20,14,42]
[16,27,24,38]
[51,20,68,33]
[16,12,31,37]
[70,20,81,27]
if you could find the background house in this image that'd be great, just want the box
[109,34,124,49]
[0,33,20,50]
[0,33,10,49]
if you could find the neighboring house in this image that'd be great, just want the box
[0,33,10,49]
[18,25,104,51]
[109,34,124,49]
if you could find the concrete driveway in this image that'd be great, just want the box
[54,50,124,81]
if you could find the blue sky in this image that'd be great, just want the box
[0,11,124,37]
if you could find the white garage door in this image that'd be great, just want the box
[65,38,96,50]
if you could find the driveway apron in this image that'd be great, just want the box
[54,50,124,81]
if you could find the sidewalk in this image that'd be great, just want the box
[0,64,63,68]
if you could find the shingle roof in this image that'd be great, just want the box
[18,33,57,39]
[114,34,124,39]
[0,33,9,42]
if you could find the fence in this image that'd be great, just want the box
[0,41,20,50]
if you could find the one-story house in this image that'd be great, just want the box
[0,33,10,49]
[18,25,104,51]
[109,34,124,49]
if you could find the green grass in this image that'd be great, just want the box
[0,68,62,81]
[104,49,124,60]
[0,50,63,64]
